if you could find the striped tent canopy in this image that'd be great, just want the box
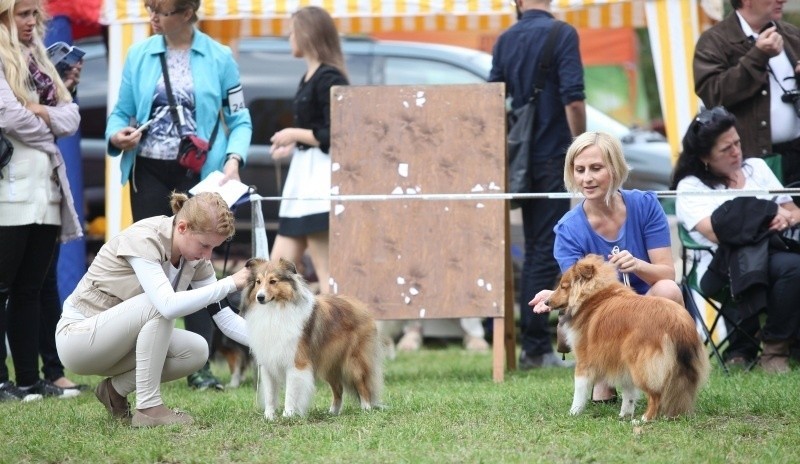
[103,1,720,35]
[102,0,718,237]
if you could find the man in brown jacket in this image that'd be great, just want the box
[694,0,800,185]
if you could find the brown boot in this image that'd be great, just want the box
[759,340,791,374]
[95,378,132,422]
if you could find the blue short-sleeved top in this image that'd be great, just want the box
[553,190,672,295]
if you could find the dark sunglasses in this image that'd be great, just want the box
[695,106,729,126]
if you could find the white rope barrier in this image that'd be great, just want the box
[248,188,800,204]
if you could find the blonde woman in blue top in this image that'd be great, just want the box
[530,132,682,402]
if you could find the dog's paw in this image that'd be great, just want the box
[619,401,636,419]
[264,410,276,421]
[569,406,585,416]
[618,412,635,421]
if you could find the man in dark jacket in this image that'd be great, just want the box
[694,0,800,185]
[489,0,585,370]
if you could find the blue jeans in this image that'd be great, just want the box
[518,155,569,356]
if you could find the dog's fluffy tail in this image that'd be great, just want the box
[660,332,710,417]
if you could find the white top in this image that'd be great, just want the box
[212,308,249,346]
[62,255,250,345]
[676,157,791,281]
[676,157,790,248]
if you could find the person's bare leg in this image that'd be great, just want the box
[306,231,329,294]
[592,382,617,402]
[270,234,307,267]
[647,280,684,306]
[52,376,79,388]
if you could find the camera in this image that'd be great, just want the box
[781,89,800,119]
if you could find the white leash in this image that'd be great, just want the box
[611,246,631,287]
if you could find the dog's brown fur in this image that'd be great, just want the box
[211,329,251,388]
[548,254,710,421]
[241,258,383,419]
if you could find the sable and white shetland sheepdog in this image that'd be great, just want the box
[241,258,384,420]
[547,254,710,421]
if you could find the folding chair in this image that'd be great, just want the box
[678,224,762,374]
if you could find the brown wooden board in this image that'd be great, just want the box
[329,83,506,320]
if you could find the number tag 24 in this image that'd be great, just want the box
[226,85,246,113]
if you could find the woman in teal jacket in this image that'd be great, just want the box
[105,0,252,390]
[106,0,252,209]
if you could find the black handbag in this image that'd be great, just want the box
[0,128,13,179]
[507,21,565,197]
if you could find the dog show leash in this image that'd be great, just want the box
[611,246,631,287]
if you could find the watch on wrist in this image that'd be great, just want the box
[225,153,243,168]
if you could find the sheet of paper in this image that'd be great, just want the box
[188,170,250,208]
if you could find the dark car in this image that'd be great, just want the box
[76,36,672,238]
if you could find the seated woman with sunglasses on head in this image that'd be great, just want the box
[673,105,800,374]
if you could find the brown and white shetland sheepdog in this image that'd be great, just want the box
[241,258,384,420]
[547,254,710,422]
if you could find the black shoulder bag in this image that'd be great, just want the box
[0,128,13,179]
[159,52,220,176]
[507,21,565,196]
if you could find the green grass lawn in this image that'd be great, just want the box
[2,346,799,464]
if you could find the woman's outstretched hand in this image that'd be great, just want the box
[529,289,555,314]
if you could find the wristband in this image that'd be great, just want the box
[207,302,223,316]
[207,297,234,316]
[225,153,243,168]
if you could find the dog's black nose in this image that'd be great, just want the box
[257,294,265,303]
[545,299,551,306]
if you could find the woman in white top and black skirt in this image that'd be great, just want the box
[269,6,348,294]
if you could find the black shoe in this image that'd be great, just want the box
[187,364,224,391]
[0,381,43,402]
[22,379,80,399]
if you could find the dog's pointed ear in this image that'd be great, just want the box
[245,258,265,270]
[278,257,298,275]
[576,261,596,281]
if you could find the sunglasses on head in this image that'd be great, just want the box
[695,106,729,126]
